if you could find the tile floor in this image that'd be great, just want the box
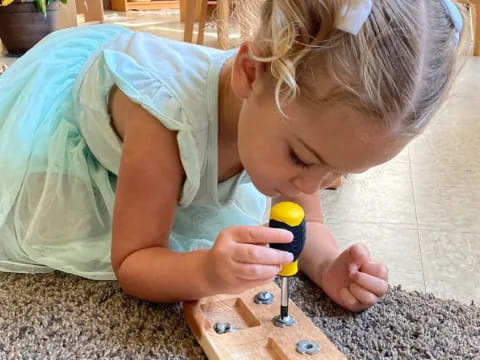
[1,9,479,305]
[322,59,480,304]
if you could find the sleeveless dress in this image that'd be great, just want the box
[0,24,267,280]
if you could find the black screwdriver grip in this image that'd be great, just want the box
[269,218,306,261]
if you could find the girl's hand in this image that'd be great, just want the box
[321,243,389,312]
[206,226,294,294]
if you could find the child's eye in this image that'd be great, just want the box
[288,148,312,169]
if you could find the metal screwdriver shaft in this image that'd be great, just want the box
[280,276,289,319]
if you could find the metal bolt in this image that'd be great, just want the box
[296,340,320,355]
[213,322,238,334]
[272,314,295,327]
[254,291,274,304]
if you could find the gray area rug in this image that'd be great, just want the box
[0,272,479,359]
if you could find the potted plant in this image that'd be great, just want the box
[0,0,67,54]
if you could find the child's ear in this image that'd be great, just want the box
[231,41,266,99]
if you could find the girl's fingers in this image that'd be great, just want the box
[348,243,370,274]
[349,271,388,297]
[236,263,281,281]
[233,226,293,245]
[339,287,361,310]
[233,243,293,265]
[349,282,379,307]
[340,286,378,312]
[360,261,389,281]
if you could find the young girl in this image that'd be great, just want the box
[0,0,463,312]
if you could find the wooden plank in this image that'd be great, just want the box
[183,282,346,360]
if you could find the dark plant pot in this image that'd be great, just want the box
[0,0,59,55]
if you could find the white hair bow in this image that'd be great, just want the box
[336,0,463,43]
[335,0,373,35]
[440,0,463,44]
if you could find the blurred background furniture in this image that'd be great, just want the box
[111,0,179,11]
[457,0,479,55]
[182,0,228,49]
[58,0,104,28]
[182,0,262,49]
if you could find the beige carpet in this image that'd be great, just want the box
[0,271,479,359]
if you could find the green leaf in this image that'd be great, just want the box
[35,0,47,17]
[59,0,67,4]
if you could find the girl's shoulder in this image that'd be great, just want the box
[100,31,235,128]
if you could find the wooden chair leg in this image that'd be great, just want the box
[180,0,186,22]
[83,0,104,23]
[58,0,78,29]
[458,0,480,55]
[197,0,208,44]
[216,0,230,49]
[471,2,480,55]
[184,0,197,43]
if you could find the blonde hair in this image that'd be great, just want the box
[249,0,465,135]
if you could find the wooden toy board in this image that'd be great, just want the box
[183,282,346,359]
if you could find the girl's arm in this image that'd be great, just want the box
[110,89,212,302]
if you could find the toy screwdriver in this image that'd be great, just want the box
[269,201,306,323]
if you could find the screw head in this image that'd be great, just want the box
[213,322,231,334]
[273,314,295,327]
[254,291,274,304]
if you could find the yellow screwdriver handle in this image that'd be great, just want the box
[269,202,306,277]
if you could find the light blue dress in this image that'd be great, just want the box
[0,24,267,280]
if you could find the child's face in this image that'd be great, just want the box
[231,44,411,198]
[237,86,410,198]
